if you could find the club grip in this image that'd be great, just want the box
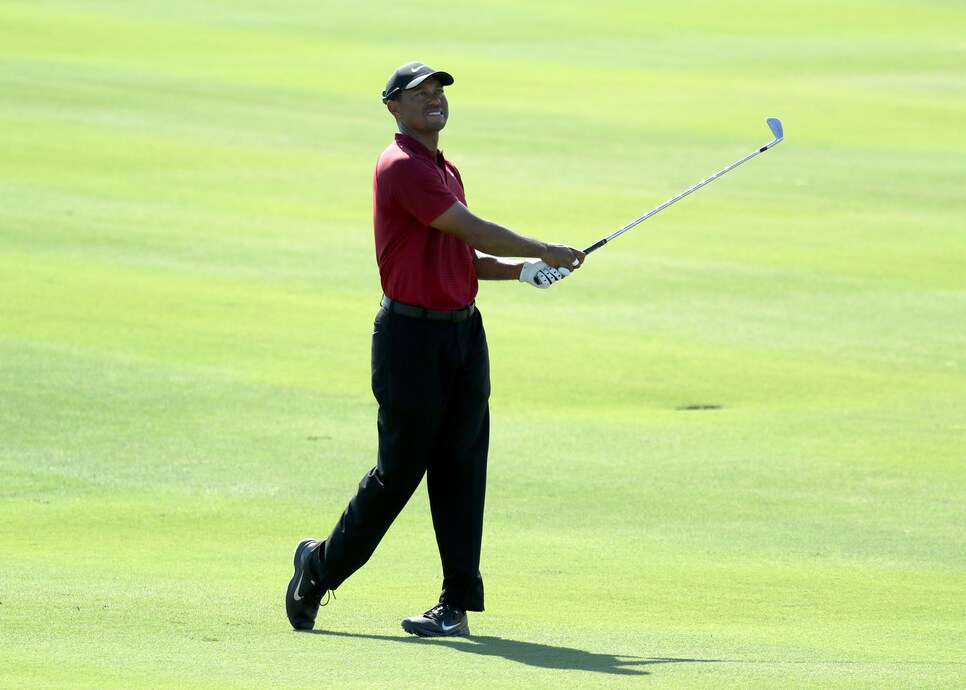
[583,239,607,254]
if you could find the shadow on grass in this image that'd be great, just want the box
[308,630,720,676]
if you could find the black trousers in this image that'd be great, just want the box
[316,304,490,611]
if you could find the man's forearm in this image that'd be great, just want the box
[432,202,546,258]
[461,216,546,258]
[432,201,585,271]
[473,254,523,281]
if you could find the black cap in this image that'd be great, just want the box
[382,61,454,103]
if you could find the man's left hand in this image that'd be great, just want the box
[519,260,571,288]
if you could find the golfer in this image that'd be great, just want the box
[285,61,585,637]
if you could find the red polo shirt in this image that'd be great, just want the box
[373,134,478,310]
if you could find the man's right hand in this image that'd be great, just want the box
[541,243,585,270]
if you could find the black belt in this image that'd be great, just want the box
[380,295,476,322]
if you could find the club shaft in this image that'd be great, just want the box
[584,137,780,255]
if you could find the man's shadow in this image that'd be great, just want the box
[308,630,719,676]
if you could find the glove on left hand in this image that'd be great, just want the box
[519,260,571,289]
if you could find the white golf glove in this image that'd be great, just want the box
[519,260,571,289]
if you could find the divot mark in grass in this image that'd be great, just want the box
[676,404,722,411]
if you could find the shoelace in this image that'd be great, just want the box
[426,604,462,620]
[321,590,336,607]
[426,605,445,619]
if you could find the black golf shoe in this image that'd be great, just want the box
[401,603,470,637]
[284,538,328,630]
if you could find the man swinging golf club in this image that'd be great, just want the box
[285,61,585,637]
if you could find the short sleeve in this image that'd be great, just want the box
[387,157,461,227]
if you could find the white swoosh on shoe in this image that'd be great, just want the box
[293,573,305,601]
[440,621,461,632]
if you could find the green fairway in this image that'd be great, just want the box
[2,1,964,687]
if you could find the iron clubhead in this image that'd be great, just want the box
[766,117,784,142]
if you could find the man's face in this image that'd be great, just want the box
[388,76,448,136]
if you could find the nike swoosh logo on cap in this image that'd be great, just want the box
[411,66,423,72]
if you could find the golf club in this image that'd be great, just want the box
[582,117,784,255]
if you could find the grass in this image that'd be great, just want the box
[1,1,964,687]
